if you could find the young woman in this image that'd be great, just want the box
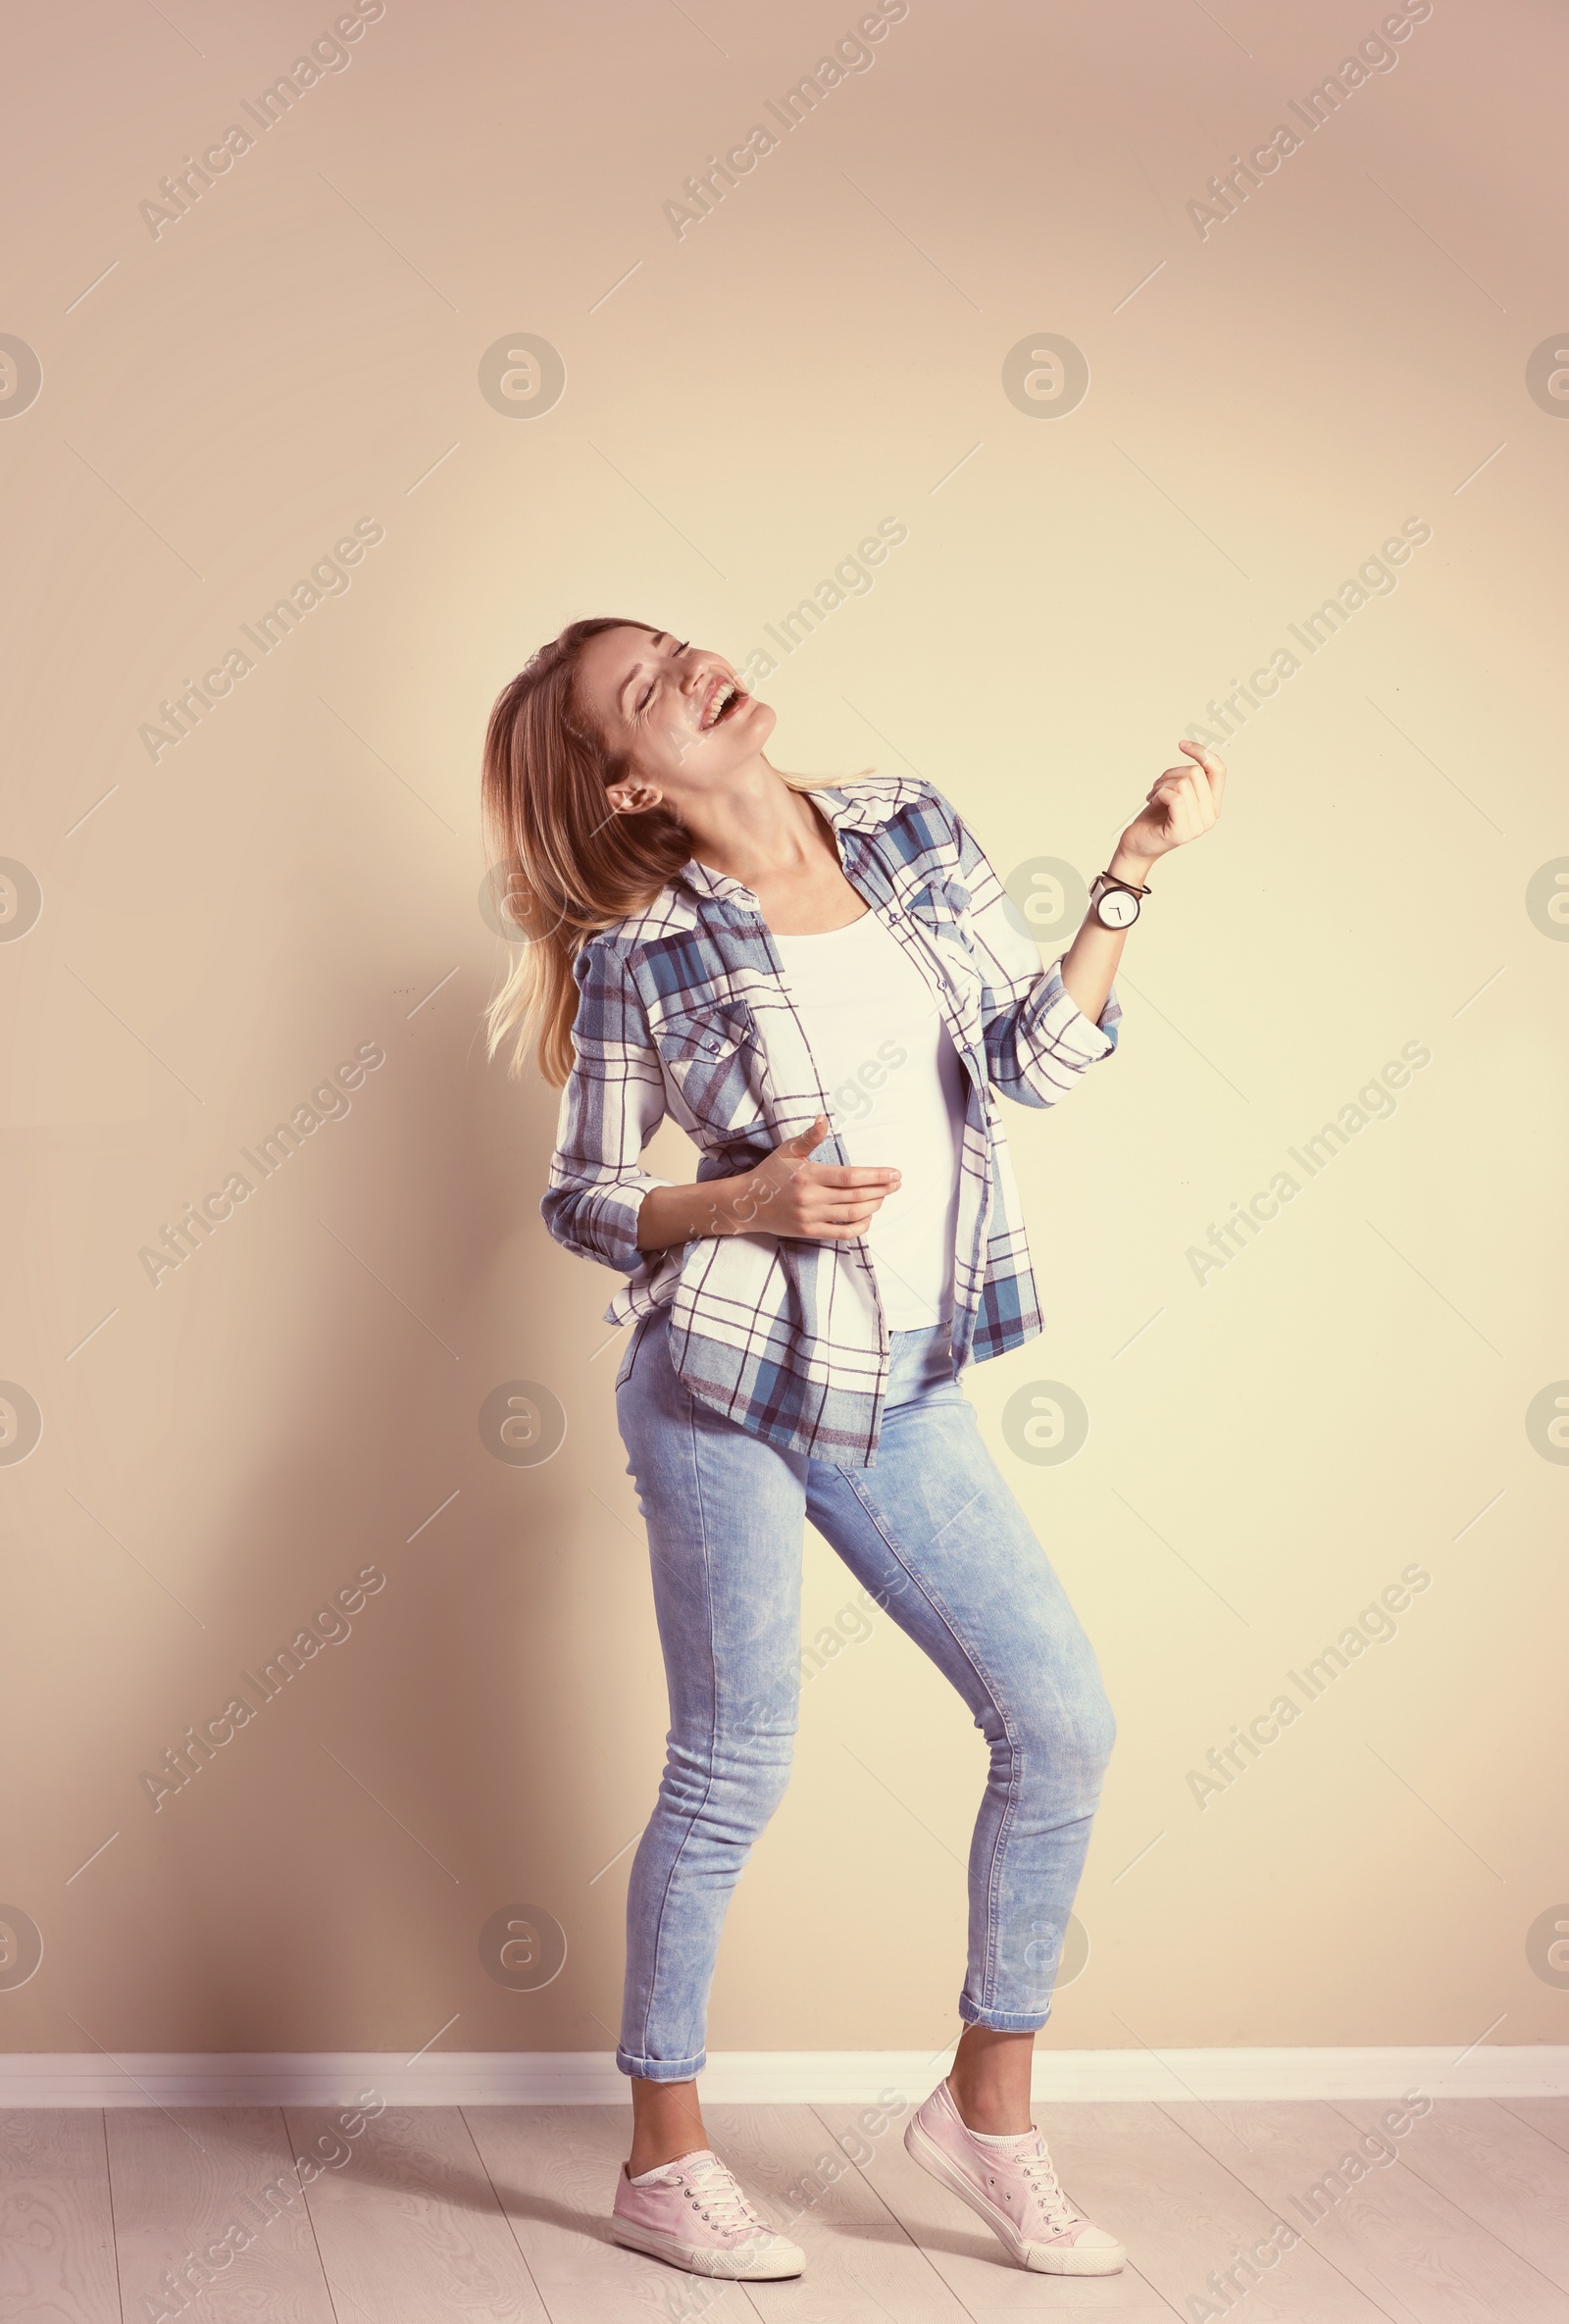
[481,620,1225,2284]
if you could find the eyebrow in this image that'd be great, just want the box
[617,632,670,715]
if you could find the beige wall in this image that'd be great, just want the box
[2,0,1565,2063]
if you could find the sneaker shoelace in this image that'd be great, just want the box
[681,2155,769,2238]
[1016,2142,1080,2235]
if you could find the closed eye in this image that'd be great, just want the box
[635,635,688,716]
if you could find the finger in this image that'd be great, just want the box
[1181,764,1217,823]
[1166,770,1205,834]
[810,1163,902,1188]
[779,1112,830,1160]
[1179,737,1229,801]
[1162,765,1206,807]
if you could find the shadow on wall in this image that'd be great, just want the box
[91,962,664,2056]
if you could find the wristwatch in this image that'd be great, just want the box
[1088,869,1150,929]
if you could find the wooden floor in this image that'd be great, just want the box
[4,2097,1569,2323]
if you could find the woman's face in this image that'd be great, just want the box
[574,627,775,802]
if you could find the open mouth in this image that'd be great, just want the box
[699,677,748,730]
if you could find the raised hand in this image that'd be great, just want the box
[1113,738,1228,872]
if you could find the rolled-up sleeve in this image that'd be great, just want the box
[949,800,1121,1109]
[539,937,675,1278]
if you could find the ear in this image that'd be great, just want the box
[605,779,665,817]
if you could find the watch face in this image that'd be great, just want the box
[1095,885,1139,929]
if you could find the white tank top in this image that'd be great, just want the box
[772,908,969,1331]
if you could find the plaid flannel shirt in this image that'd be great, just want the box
[541,775,1120,1466]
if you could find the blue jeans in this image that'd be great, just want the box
[612,1303,1116,2081]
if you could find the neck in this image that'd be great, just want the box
[677,758,834,886]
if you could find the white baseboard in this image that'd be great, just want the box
[0,2047,1564,2107]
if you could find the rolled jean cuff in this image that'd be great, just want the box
[617,2044,707,2081]
[958,1995,1051,2035]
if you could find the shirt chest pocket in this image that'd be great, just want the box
[653,1000,770,1147]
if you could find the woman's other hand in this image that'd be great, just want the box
[1111,738,1228,875]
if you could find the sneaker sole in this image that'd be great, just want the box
[610,2217,804,2280]
[903,2115,1125,2276]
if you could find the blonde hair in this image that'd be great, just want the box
[480,617,869,1086]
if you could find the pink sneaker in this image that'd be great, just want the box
[611,2147,806,2279]
[904,2077,1125,2275]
